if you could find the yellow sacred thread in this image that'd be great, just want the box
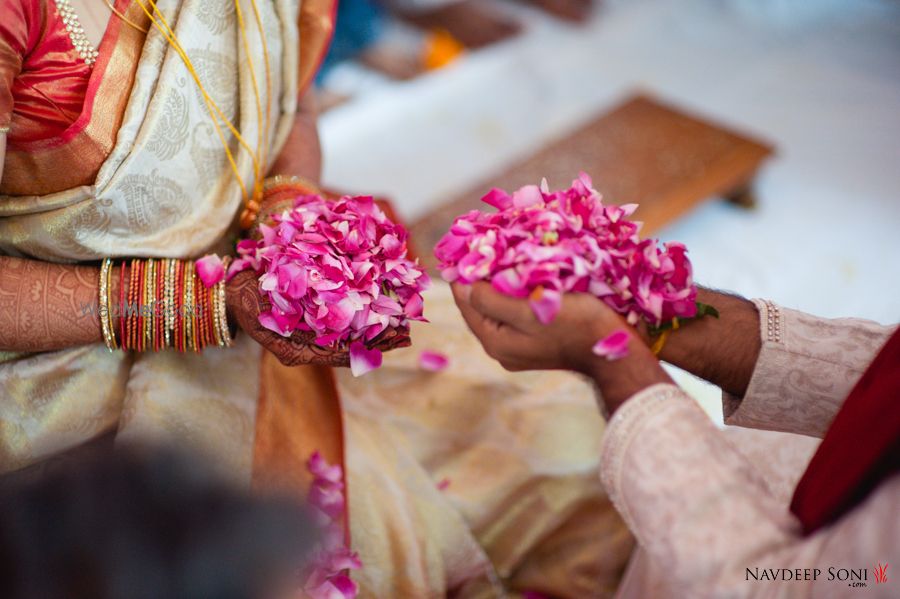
[124,0,271,216]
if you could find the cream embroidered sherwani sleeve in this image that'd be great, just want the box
[600,301,898,598]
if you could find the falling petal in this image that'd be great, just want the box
[592,329,631,361]
[437,477,451,491]
[349,341,383,377]
[419,351,449,372]
[195,254,225,288]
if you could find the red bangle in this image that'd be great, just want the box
[136,260,144,352]
[118,261,127,351]
[192,268,201,352]
[156,260,164,352]
[197,279,208,351]
[174,260,183,352]
[138,259,147,352]
[127,259,140,351]
[177,262,187,352]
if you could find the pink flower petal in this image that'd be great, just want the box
[436,477,451,491]
[308,451,344,483]
[592,329,631,361]
[419,351,449,372]
[528,287,561,325]
[349,341,383,377]
[511,184,544,208]
[195,254,225,288]
[329,574,360,598]
[302,452,361,599]
[482,188,512,210]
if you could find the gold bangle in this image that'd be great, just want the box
[253,198,296,235]
[262,174,320,194]
[183,260,194,352]
[252,175,322,233]
[163,259,172,348]
[216,257,234,348]
[108,259,119,350]
[210,274,222,348]
[99,258,116,351]
[145,259,155,352]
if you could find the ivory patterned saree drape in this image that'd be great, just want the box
[0,1,632,595]
[0,0,306,483]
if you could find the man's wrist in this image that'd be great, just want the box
[654,288,761,397]
[587,333,672,414]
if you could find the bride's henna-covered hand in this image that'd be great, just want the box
[225,270,410,367]
[0,256,108,352]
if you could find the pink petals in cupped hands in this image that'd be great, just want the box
[228,193,430,376]
[434,173,699,329]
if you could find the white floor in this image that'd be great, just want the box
[320,0,900,418]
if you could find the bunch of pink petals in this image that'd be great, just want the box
[301,452,362,599]
[228,194,430,374]
[434,173,698,328]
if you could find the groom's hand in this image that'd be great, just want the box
[451,282,617,373]
[452,282,671,412]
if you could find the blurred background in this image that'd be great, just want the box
[315,0,900,419]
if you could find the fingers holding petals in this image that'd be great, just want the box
[469,282,538,331]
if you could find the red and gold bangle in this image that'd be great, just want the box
[143,258,156,351]
[150,259,158,352]
[195,274,205,351]
[174,259,184,352]
[191,266,201,351]
[155,259,164,352]
[142,259,150,352]
[134,259,142,352]
[164,259,174,348]
[156,260,169,351]
[201,280,213,350]
[206,282,217,347]
[118,260,127,351]
[142,259,150,353]
[128,259,141,351]
[183,260,194,352]
[126,259,137,351]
